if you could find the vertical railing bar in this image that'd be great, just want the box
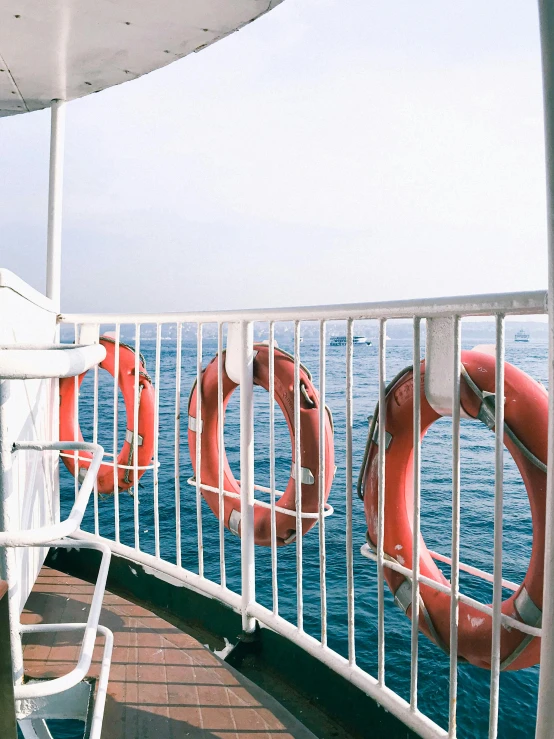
[536,7,554,735]
[132,323,141,551]
[319,320,328,647]
[346,318,356,665]
[217,322,226,588]
[240,321,256,633]
[174,323,183,566]
[410,317,422,711]
[346,318,355,665]
[196,323,204,577]
[448,315,462,739]
[269,321,278,615]
[73,323,79,502]
[113,325,120,544]
[488,314,505,739]
[92,328,99,536]
[294,320,304,632]
[377,318,387,686]
[153,323,162,559]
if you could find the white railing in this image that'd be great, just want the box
[60,289,550,739]
[3,440,113,739]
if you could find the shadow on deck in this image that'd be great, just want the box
[21,567,316,739]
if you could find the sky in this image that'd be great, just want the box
[0,0,548,313]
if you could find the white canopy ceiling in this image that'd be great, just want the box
[0,0,283,116]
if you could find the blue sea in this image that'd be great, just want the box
[52,325,546,738]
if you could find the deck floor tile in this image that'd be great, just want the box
[20,566,316,738]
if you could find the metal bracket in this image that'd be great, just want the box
[372,423,392,449]
[290,465,315,485]
[188,416,203,434]
[229,509,241,536]
[225,323,242,384]
[78,324,100,346]
[125,429,143,446]
[393,579,413,614]
[515,587,543,628]
[225,323,259,385]
[424,317,470,419]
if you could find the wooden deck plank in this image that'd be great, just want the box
[20,567,316,739]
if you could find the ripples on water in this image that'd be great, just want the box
[59,326,547,739]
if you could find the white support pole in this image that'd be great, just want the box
[46,100,66,310]
[239,321,256,633]
[537,2,554,737]
[0,382,23,684]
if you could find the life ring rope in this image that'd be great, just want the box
[460,364,547,473]
[358,361,547,502]
[185,475,335,520]
[364,531,452,658]
[357,365,413,501]
[98,335,152,382]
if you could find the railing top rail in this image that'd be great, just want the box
[59,290,547,325]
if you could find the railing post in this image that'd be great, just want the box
[46,99,66,311]
[0,581,17,738]
[239,321,256,633]
[0,381,24,685]
[537,2,554,737]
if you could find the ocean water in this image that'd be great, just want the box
[55,326,547,739]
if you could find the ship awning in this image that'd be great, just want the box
[0,0,283,117]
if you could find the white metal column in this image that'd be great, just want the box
[239,321,256,633]
[0,381,24,684]
[536,1,554,736]
[46,99,66,311]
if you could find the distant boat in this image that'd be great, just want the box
[515,329,530,343]
[330,336,372,346]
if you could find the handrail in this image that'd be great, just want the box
[0,442,103,547]
[15,539,111,700]
[59,289,547,325]
[16,623,114,739]
[0,343,106,379]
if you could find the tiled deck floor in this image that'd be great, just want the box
[20,567,316,739]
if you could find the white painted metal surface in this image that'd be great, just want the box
[17,622,113,739]
[448,316,461,738]
[46,101,65,311]
[61,290,548,325]
[0,0,284,116]
[0,278,59,682]
[0,442,102,546]
[488,315,505,739]
[536,3,554,738]
[0,270,55,314]
[14,539,111,700]
[0,343,105,380]
[425,316,470,419]
[225,322,243,384]
[239,321,256,634]
[410,317,422,711]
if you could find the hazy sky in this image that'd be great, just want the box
[0,0,548,313]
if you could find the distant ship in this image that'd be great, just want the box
[330,336,372,346]
[515,329,530,343]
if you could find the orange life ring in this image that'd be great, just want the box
[59,336,155,494]
[361,350,547,670]
[188,344,335,546]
